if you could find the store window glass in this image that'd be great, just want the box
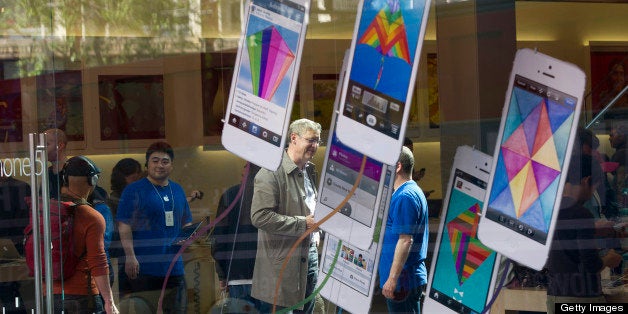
[1,0,627,313]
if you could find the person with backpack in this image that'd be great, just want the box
[53,156,119,314]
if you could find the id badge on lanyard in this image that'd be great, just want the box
[165,211,174,227]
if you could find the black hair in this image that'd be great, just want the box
[88,186,109,204]
[110,158,142,194]
[145,141,174,165]
[565,152,603,187]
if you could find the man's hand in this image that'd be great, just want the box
[187,190,204,202]
[382,277,398,299]
[125,256,140,279]
[104,301,119,314]
[306,214,316,229]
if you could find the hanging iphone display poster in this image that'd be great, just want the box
[335,0,432,165]
[478,49,585,270]
[222,0,310,170]
[317,165,394,314]
[424,146,501,314]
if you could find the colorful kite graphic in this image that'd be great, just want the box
[247,26,295,101]
[488,87,574,232]
[358,0,411,89]
[446,203,493,285]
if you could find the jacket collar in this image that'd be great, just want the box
[280,151,314,176]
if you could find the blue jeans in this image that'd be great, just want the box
[228,284,260,309]
[385,285,424,314]
[257,244,318,314]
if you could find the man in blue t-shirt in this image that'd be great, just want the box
[379,146,429,313]
[116,141,193,313]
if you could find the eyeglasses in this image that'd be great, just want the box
[299,135,322,145]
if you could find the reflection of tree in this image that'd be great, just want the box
[0,0,202,76]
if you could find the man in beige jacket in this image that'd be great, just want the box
[250,119,322,313]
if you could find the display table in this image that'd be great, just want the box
[184,242,220,314]
[490,286,628,313]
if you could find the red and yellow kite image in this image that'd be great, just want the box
[446,203,493,285]
[357,0,411,88]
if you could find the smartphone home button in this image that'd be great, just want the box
[525,228,535,237]
[366,114,377,126]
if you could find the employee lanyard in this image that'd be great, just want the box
[152,181,175,226]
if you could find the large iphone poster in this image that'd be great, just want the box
[485,75,578,244]
[317,167,393,314]
[227,0,305,147]
[428,169,498,313]
[222,0,309,170]
[335,0,431,165]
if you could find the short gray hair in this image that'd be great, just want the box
[289,119,322,137]
[398,146,414,176]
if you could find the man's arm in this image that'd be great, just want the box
[118,222,140,279]
[382,234,413,299]
[93,274,119,314]
[250,171,307,236]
